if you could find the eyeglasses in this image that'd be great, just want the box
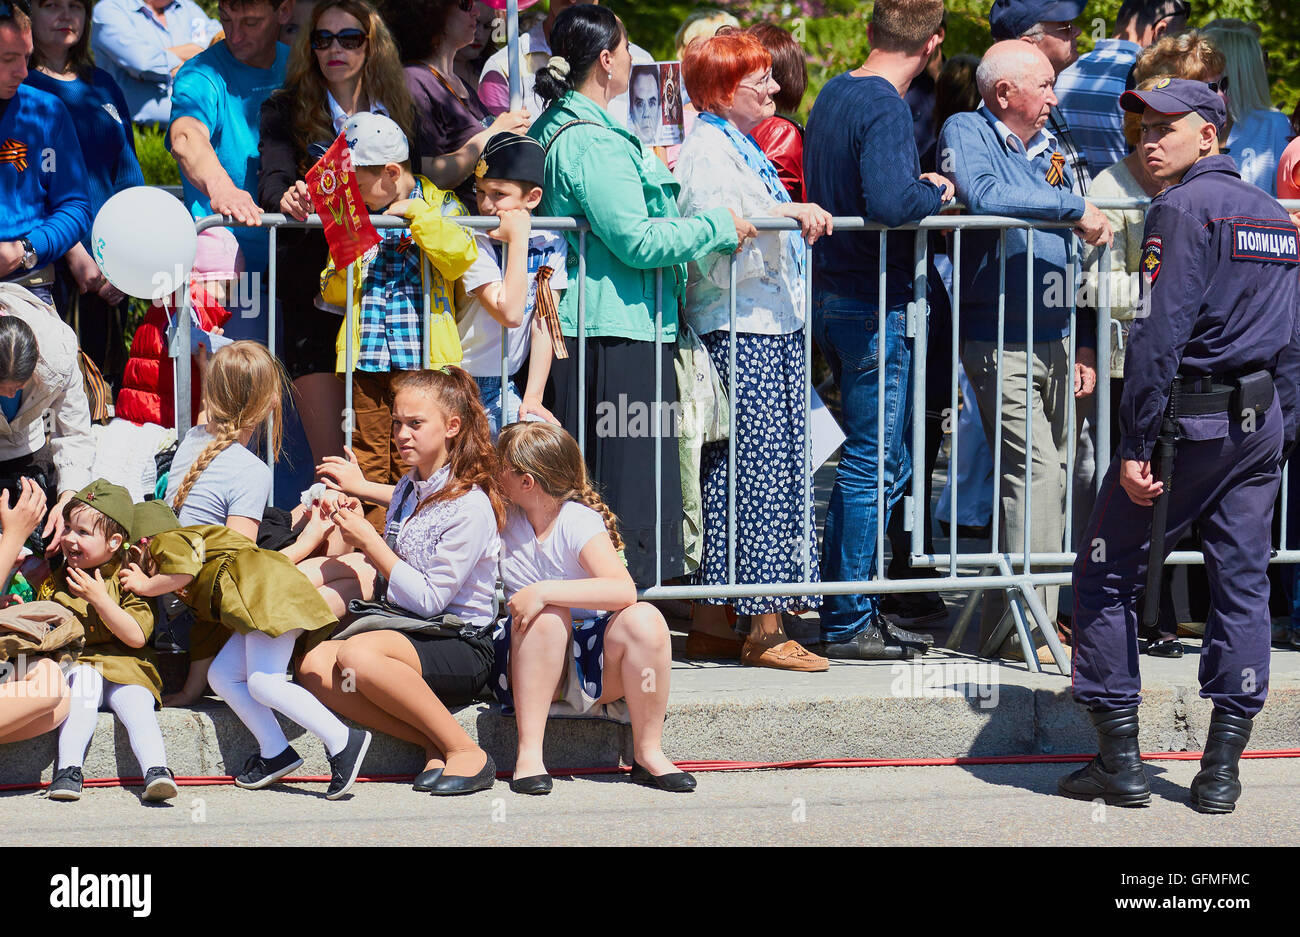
[738,70,774,94]
[310,28,367,51]
[458,0,475,11]
[1209,75,1230,93]
[0,0,31,19]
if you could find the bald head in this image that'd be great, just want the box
[977,41,1059,144]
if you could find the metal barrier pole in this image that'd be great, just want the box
[877,231,887,583]
[422,254,432,371]
[949,230,961,581]
[991,232,1006,558]
[576,230,586,458]
[506,0,522,110]
[803,241,813,583]
[1064,233,1077,548]
[909,229,927,565]
[1023,227,1035,585]
[344,263,354,450]
[266,224,278,491]
[174,271,194,440]
[1097,246,1112,476]
[500,242,509,410]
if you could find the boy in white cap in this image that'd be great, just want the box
[319,111,478,530]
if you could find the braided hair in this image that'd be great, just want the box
[496,421,624,552]
[170,342,289,516]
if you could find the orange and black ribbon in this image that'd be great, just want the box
[534,265,568,359]
[1045,150,1066,188]
[0,139,28,172]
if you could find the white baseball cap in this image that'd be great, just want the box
[344,112,410,167]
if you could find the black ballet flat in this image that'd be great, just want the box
[428,753,497,796]
[412,766,444,792]
[509,774,553,795]
[629,760,697,793]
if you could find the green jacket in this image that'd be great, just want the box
[530,90,739,343]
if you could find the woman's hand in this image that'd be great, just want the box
[66,566,111,608]
[279,179,313,222]
[517,396,560,425]
[317,446,367,496]
[727,208,758,253]
[508,582,550,632]
[777,202,834,246]
[43,491,74,557]
[0,478,47,544]
[330,496,378,551]
[488,108,531,138]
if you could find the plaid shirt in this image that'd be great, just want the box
[357,179,426,372]
[1047,106,1091,197]
[1054,40,1142,178]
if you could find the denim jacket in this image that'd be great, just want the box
[529,90,739,343]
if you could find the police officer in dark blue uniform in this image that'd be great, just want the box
[1059,79,1300,813]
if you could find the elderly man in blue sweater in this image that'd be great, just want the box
[0,4,90,305]
[938,40,1112,659]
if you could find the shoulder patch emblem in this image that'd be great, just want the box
[1141,234,1162,283]
[1230,220,1300,264]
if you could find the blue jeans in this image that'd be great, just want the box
[813,294,914,643]
[474,375,521,437]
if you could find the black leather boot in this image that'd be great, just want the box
[1189,710,1253,814]
[1058,707,1151,806]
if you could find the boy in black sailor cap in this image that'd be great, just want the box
[457,132,569,435]
[1062,78,1300,814]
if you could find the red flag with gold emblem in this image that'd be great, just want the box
[305,131,380,268]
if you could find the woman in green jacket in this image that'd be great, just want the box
[528,4,754,587]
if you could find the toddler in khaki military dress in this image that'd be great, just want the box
[119,522,371,800]
[43,481,178,804]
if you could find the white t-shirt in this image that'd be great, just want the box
[500,501,609,619]
[164,425,272,526]
[458,229,568,377]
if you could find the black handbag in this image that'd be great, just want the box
[338,600,492,640]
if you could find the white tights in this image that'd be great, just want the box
[207,629,350,758]
[58,665,168,771]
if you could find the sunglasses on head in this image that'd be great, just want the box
[311,27,367,51]
[0,0,31,19]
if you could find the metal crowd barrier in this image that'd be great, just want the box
[177,199,1300,675]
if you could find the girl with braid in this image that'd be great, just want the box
[491,422,693,795]
[297,367,502,796]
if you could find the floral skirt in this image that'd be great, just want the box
[696,330,821,615]
[491,614,630,723]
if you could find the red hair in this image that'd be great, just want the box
[682,33,772,113]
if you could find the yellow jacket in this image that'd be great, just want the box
[322,175,478,371]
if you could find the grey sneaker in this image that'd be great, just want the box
[142,766,179,802]
[48,766,83,801]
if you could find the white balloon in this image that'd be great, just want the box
[91,187,198,300]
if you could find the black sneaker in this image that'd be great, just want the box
[47,766,83,801]
[817,623,915,660]
[325,728,372,800]
[234,746,304,789]
[142,766,179,802]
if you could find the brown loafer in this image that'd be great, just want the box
[683,631,744,660]
[741,638,829,672]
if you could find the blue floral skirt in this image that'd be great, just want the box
[696,330,821,615]
[491,613,629,721]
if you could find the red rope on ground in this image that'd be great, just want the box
[4,749,1299,793]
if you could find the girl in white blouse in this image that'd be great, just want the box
[296,367,504,796]
[493,422,694,795]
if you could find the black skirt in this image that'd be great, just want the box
[402,631,494,705]
[547,335,685,587]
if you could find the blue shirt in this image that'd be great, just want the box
[0,84,92,273]
[358,181,426,373]
[937,106,1089,345]
[92,0,220,125]
[168,40,289,279]
[24,69,145,249]
[1120,154,1300,460]
[1054,39,1141,177]
[804,72,943,307]
[0,391,22,423]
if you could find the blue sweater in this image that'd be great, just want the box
[938,107,1089,345]
[0,84,92,273]
[25,69,144,249]
[805,73,943,307]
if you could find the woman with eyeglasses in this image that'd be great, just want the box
[1203,18,1293,197]
[23,0,143,390]
[257,0,414,466]
[381,0,529,208]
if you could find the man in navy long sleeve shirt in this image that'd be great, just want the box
[805,0,953,660]
[939,40,1112,657]
[0,8,91,304]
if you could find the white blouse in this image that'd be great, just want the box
[673,118,806,336]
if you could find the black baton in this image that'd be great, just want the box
[1141,381,1180,630]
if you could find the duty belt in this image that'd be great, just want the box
[1175,369,1274,416]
